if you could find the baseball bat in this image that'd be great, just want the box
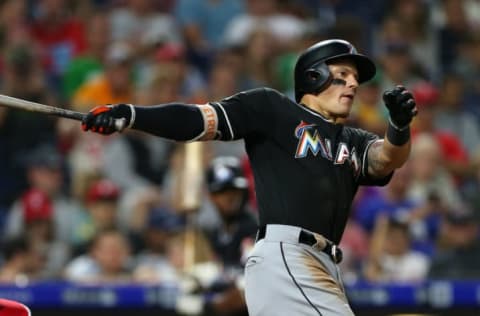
[169,141,206,271]
[180,142,205,211]
[0,94,126,131]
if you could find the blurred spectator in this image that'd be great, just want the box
[71,178,122,255]
[175,0,244,49]
[222,0,306,49]
[355,164,418,232]
[0,0,29,49]
[132,207,184,284]
[0,237,30,284]
[240,28,278,88]
[410,82,471,179]
[338,217,370,284]
[30,0,87,91]
[434,73,480,156]
[4,143,82,246]
[408,134,463,211]
[137,60,182,104]
[133,42,208,103]
[207,58,246,159]
[383,0,438,79]
[110,0,180,47]
[0,43,57,205]
[350,73,387,135]
[64,229,132,284]
[62,11,110,99]
[433,0,472,74]
[377,40,424,92]
[11,189,70,279]
[458,34,480,123]
[364,215,430,283]
[102,121,172,190]
[208,59,239,102]
[373,15,404,56]
[95,63,176,222]
[72,41,135,111]
[174,0,244,72]
[461,149,480,212]
[152,42,208,103]
[356,162,442,255]
[429,207,480,279]
[102,128,173,225]
[452,33,480,92]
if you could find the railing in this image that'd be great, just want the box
[1,281,480,315]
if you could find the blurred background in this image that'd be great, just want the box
[1,0,480,315]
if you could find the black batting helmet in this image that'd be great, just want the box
[206,156,248,193]
[294,39,376,102]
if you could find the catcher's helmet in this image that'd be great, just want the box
[294,39,376,102]
[206,157,248,193]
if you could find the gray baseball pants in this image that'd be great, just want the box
[244,224,355,316]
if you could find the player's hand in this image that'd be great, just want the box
[383,85,417,129]
[81,103,133,135]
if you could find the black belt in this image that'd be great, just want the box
[256,226,343,264]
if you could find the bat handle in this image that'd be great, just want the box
[114,118,127,132]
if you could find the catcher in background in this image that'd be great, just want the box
[82,39,416,315]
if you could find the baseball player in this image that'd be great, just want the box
[82,39,417,315]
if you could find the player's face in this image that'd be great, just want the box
[316,60,359,120]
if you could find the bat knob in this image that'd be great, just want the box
[114,118,127,132]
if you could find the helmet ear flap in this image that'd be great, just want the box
[306,69,321,82]
[304,64,333,93]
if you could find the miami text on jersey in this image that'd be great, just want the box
[294,121,360,174]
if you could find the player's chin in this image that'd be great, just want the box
[336,103,352,118]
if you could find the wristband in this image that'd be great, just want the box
[386,118,410,146]
[126,104,136,128]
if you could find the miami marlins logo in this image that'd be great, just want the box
[294,121,360,175]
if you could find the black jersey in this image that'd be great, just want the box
[210,88,391,243]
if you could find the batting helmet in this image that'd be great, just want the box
[206,157,248,193]
[294,39,376,102]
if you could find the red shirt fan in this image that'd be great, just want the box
[0,299,30,316]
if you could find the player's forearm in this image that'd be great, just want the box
[367,138,410,177]
[381,137,411,168]
[131,103,205,141]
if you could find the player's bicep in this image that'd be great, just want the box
[209,88,274,140]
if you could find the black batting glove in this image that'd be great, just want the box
[383,85,418,130]
[82,103,133,135]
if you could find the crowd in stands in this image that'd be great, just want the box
[1,0,480,315]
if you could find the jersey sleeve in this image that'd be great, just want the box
[210,88,277,140]
[352,128,393,186]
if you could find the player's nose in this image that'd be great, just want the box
[347,75,359,89]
